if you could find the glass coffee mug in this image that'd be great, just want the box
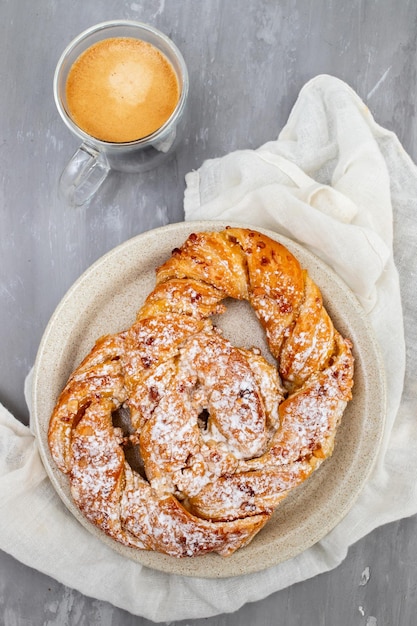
[54,20,189,206]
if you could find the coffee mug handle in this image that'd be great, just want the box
[59,143,110,206]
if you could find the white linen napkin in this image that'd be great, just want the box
[0,74,415,623]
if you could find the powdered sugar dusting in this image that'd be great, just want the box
[48,228,354,558]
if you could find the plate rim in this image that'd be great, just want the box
[32,220,387,578]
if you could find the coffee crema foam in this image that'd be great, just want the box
[65,37,180,143]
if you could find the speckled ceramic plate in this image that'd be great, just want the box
[32,221,386,578]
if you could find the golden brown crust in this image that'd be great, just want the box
[48,228,354,557]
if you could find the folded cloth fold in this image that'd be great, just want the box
[0,74,415,623]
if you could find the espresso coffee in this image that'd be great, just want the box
[65,37,180,143]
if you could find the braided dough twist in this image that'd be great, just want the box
[48,228,354,557]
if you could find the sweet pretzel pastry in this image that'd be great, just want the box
[48,228,354,558]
